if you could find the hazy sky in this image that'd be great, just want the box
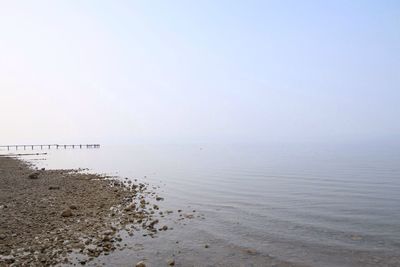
[1,1,399,144]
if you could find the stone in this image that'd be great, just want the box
[124,204,135,211]
[28,172,40,179]
[61,208,73,217]
[2,255,15,264]
[351,235,363,241]
[167,259,175,266]
[149,219,159,228]
[245,249,258,255]
[162,225,168,231]
[49,186,60,190]
[69,205,78,210]
[102,230,114,236]
[135,261,146,267]
[184,214,194,219]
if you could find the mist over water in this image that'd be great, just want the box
[1,1,400,266]
[5,142,399,266]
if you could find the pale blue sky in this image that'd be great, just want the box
[0,1,399,144]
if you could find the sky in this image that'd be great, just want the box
[0,0,399,145]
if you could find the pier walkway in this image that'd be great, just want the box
[0,144,100,150]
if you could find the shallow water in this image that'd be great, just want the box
[3,143,400,266]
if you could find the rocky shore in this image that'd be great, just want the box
[0,156,174,266]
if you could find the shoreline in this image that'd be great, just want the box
[0,155,310,267]
[0,156,170,266]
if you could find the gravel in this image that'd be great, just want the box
[0,156,168,266]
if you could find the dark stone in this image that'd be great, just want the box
[49,186,60,190]
[167,259,175,266]
[61,208,73,217]
[28,172,40,179]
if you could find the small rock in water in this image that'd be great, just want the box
[28,172,40,179]
[245,249,258,255]
[149,219,159,228]
[184,214,194,219]
[205,244,209,248]
[351,235,363,241]
[135,261,146,267]
[162,225,168,231]
[61,208,73,217]
[69,204,78,210]
[167,259,175,266]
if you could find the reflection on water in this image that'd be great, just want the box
[4,143,400,266]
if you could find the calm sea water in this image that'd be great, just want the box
[3,143,400,266]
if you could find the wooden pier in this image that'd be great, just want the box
[0,144,100,150]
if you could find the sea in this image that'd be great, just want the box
[2,142,400,266]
